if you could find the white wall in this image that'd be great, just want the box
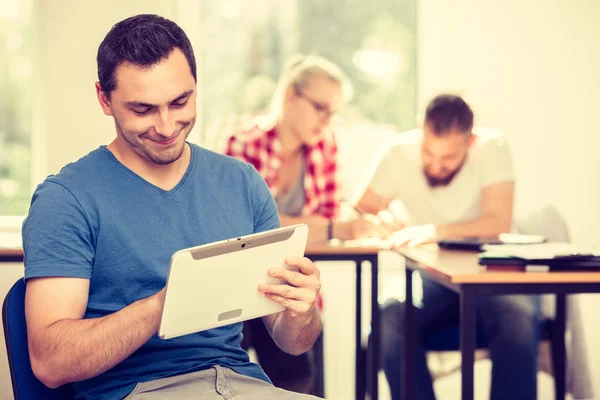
[33,0,178,179]
[418,0,600,247]
[418,0,600,395]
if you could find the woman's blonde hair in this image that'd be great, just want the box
[269,54,353,121]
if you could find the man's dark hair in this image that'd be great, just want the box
[424,94,474,135]
[97,14,196,96]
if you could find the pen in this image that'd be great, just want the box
[341,199,366,217]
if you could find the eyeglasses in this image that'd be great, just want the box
[295,90,337,120]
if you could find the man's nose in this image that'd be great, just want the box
[429,162,443,175]
[155,110,176,137]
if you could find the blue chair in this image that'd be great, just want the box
[2,278,74,399]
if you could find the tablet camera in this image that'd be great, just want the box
[241,243,246,248]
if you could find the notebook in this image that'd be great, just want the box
[437,233,546,251]
[479,243,600,271]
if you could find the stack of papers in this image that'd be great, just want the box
[482,243,600,260]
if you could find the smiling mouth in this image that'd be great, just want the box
[153,136,178,146]
[146,130,181,146]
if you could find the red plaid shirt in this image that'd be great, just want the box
[226,121,341,219]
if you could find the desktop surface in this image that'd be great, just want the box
[397,244,600,284]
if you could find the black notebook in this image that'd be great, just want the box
[437,234,546,251]
[479,244,600,271]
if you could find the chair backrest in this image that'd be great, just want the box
[2,279,74,399]
[515,204,570,242]
[515,204,570,320]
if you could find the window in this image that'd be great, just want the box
[196,0,417,150]
[0,0,33,217]
[0,0,417,216]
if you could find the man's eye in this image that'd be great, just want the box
[133,108,151,116]
[172,100,189,108]
[314,104,327,112]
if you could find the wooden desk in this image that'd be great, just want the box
[397,244,600,400]
[0,231,23,262]
[305,242,385,400]
[0,248,23,263]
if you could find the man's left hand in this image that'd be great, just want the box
[387,223,437,247]
[258,256,321,318]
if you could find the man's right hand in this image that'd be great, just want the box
[333,216,381,240]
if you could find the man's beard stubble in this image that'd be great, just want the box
[114,119,193,165]
[423,155,467,188]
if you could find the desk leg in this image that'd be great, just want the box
[460,288,476,400]
[402,266,415,400]
[369,254,380,400]
[355,259,363,400]
[553,294,567,400]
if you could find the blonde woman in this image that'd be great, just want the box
[227,55,379,242]
[227,55,379,393]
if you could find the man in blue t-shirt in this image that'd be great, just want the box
[22,14,323,400]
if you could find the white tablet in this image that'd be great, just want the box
[158,224,309,340]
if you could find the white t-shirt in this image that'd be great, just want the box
[368,128,514,226]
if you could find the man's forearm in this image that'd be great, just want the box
[30,290,163,388]
[437,214,512,238]
[269,306,322,356]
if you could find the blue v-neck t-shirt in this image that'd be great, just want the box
[22,143,280,399]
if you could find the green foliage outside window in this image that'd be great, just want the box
[0,7,32,216]
[199,0,416,149]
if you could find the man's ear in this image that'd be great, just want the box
[467,132,476,147]
[95,82,113,116]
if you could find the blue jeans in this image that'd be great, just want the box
[381,277,538,400]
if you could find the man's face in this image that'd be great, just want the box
[97,48,197,165]
[421,123,471,187]
[285,76,343,147]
